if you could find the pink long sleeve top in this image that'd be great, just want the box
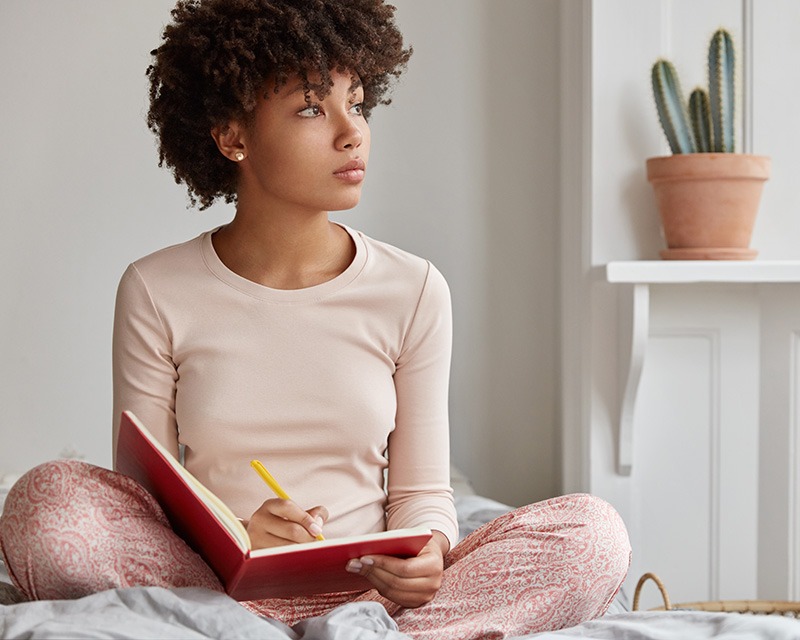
[112,225,458,547]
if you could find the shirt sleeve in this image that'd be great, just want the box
[111,263,180,468]
[385,261,459,549]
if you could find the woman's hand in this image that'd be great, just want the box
[345,530,449,608]
[244,499,329,549]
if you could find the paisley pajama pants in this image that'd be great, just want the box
[0,460,630,640]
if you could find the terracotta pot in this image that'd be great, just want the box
[646,153,770,260]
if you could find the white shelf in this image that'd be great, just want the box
[606,260,800,476]
[607,260,800,284]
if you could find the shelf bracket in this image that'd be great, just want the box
[617,283,649,475]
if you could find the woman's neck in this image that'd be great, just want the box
[211,210,355,290]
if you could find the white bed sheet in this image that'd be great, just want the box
[4,588,800,640]
[531,610,800,640]
[0,587,408,640]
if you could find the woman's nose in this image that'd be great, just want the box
[336,117,364,151]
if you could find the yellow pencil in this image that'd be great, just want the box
[250,459,325,541]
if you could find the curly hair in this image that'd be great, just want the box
[146,0,412,209]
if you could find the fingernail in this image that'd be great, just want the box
[360,557,374,566]
[346,559,363,573]
[309,522,323,537]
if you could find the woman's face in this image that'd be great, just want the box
[236,69,371,215]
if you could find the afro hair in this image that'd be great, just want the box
[146,0,412,209]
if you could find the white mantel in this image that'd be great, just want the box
[606,261,800,284]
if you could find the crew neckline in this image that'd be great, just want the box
[200,223,367,302]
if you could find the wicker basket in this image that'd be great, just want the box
[632,572,800,617]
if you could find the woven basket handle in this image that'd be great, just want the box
[632,572,672,611]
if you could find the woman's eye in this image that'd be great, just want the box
[298,105,322,118]
[349,103,364,116]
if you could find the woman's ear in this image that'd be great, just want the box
[210,122,247,162]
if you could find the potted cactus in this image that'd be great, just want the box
[648,28,770,259]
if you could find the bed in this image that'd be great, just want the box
[2,470,800,639]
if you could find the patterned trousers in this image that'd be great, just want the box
[0,460,630,640]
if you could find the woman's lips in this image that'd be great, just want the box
[334,159,366,184]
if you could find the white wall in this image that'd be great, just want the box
[752,1,800,257]
[0,1,561,507]
[0,0,230,477]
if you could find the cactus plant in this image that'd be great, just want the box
[652,60,696,154]
[708,28,735,152]
[689,88,712,152]
[651,28,736,154]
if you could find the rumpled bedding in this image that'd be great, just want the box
[0,587,409,639]
[5,588,800,640]
[531,610,800,640]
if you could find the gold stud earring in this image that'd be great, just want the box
[234,152,245,161]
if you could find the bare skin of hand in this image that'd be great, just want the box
[346,530,450,608]
[244,498,329,549]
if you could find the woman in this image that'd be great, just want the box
[0,1,630,638]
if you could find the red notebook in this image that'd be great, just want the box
[115,411,432,600]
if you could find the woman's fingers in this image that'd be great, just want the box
[305,505,329,537]
[347,557,441,607]
[246,499,328,548]
[345,540,445,608]
[307,504,330,525]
